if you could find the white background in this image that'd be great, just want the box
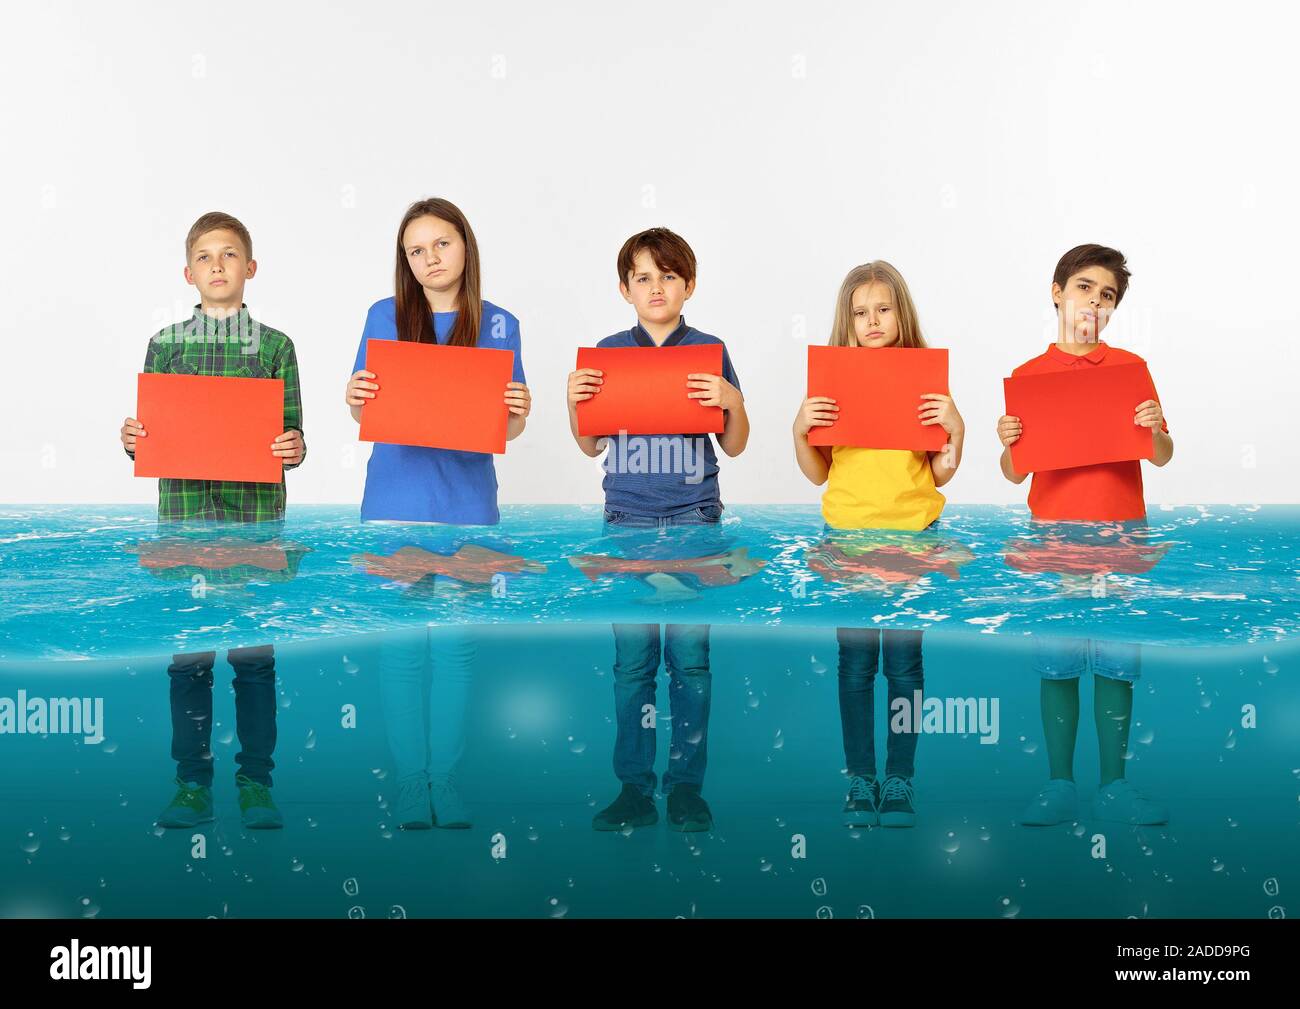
[2,0,1297,506]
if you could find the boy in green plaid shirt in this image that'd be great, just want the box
[121,212,305,519]
[122,212,304,829]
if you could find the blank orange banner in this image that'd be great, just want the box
[359,339,515,454]
[575,344,725,436]
[806,346,949,451]
[134,373,284,483]
[1004,362,1156,473]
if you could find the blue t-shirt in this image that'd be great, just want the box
[596,317,741,517]
[351,297,525,524]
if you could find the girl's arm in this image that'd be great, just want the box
[793,396,837,485]
[505,381,531,442]
[920,393,965,488]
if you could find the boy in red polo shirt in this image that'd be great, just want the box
[998,244,1174,826]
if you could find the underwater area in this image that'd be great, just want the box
[0,504,1295,918]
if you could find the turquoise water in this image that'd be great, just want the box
[0,505,1296,918]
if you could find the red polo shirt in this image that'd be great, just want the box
[1011,342,1168,522]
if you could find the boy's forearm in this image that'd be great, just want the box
[717,402,749,456]
[567,402,604,457]
[1152,429,1174,466]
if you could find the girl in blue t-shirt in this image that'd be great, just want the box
[344,197,531,830]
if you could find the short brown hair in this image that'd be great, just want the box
[186,211,253,262]
[1052,244,1130,306]
[617,227,696,285]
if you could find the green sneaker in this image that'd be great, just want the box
[236,774,283,830]
[156,778,214,829]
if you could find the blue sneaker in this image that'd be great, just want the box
[236,775,283,830]
[156,778,213,829]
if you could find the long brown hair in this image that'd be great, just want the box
[394,198,482,347]
[829,261,926,349]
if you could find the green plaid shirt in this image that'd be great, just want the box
[127,304,305,523]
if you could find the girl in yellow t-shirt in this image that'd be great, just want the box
[792,260,965,828]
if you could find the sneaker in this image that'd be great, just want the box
[878,775,916,828]
[155,778,214,829]
[843,774,880,827]
[592,783,658,831]
[1094,779,1169,825]
[430,774,472,829]
[667,784,713,832]
[236,775,283,830]
[395,771,432,830]
[1020,779,1078,826]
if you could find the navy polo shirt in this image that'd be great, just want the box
[595,317,741,517]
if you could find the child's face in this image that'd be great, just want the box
[1052,266,1118,343]
[620,250,694,325]
[184,228,255,306]
[851,282,899,347]
[403,215,466,297]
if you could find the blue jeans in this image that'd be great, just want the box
[168,645,277,787]
[1033,636,1141,682]
[836,628,924,780]
[603,505,719,795]
[378,623,477,780]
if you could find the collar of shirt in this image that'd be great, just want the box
[1047,341,1109,366]
[189,302,254,339]
[632,316,690,347]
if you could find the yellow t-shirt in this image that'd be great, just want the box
[821,446,945,531]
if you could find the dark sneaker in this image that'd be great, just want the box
[236,774,284,830]
[667,784,713,832]
[843,774,879,827]
[878,775,916,828]
[592,784,658,831]
[156,778,214,829]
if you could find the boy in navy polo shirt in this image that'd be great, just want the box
[567,227,750,832]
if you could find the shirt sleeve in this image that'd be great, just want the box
[510,314,526,385]
[721,342,741,395]
[276,337,306,470]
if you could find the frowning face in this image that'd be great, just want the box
[1053,266,1118,343]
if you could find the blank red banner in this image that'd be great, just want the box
[575,344,725,436]
[806,346,949,451]
[359,339,515,454]
[1004,361,1156,473]
[134,373,284,483]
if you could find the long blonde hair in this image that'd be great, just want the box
[829,261,926,348]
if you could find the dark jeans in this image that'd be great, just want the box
[604,505,718,795]
[836,627,924,780]
[611,622,711,795]
[167,645,277,787]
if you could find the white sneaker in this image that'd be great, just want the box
[1020,779,1078,826]
[1094,779,1168,825]
[430,774,472,829]
[395,771,432,830]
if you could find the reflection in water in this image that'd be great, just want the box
[588,521,757,833]
[358,533,542,832]
[138,522,294,831]
[1008,524,1171,828]
[805,527,971,829]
